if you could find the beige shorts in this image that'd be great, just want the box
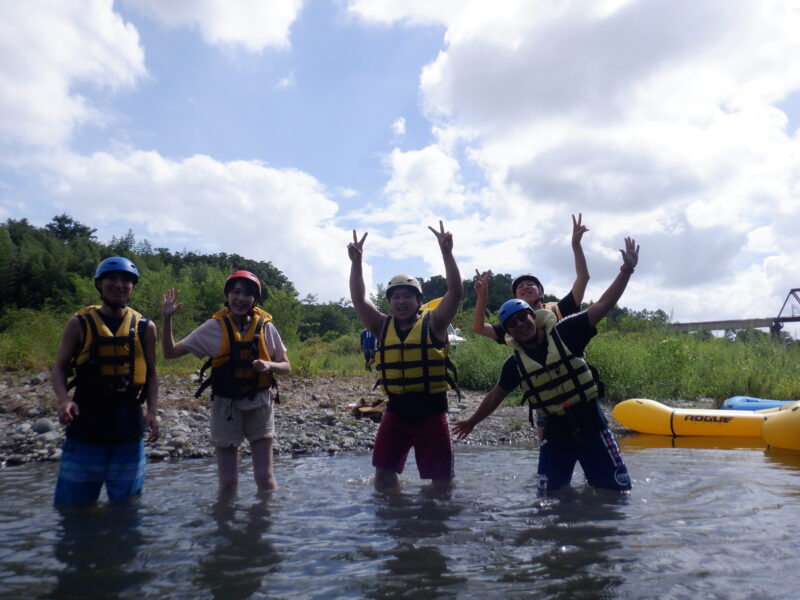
[210,398,275,448]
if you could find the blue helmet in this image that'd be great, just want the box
[498,298,533,328]
[94,256,139,283]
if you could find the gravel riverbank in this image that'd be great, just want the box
[0,372,628,467]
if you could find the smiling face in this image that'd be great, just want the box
[514,279,542,307]
[504,309,538,344]
[226,280,257,319]
[96,271,135,309]
[388,286,422,324]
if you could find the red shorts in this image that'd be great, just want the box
[372,411,454,481]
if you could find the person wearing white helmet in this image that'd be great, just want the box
[454,237,639,493]
[161,270,290,494]
[52,256,159,506]
[472,214,590,342]
[348,221,463,491]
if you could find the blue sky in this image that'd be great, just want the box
[2,0,800,333]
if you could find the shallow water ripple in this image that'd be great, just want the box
[0,443,799,599]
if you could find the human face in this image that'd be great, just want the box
[388,287,421,323]
[515,279,541,306]
[504,309,537,343]
[97,272,135,308]
[226,281,256,317]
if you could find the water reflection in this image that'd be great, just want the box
[509,488,629,599]
[364,487,467,599]
[48,504,152,600]
[196,494,281,600]
[619,433,767,451]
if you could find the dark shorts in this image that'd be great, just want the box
[55,439,146,506]
[372,411,454,481]
[537,402,631,492]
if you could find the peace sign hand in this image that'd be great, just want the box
[348,230,368,262]
[474,269,492,299]
[428,220,454,254]
[572,213,589,245]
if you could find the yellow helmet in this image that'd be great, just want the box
[386,274,422,298]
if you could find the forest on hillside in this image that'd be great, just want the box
[2,213,674,343]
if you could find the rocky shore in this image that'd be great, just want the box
[0,372,626,467]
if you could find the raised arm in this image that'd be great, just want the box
[471,269,500,339]
[569,213,590,306]
[348,230,386,336]
[161,288,191,359]
[586,237,639,327]
[452,384,509,439]
[428,221,464,341]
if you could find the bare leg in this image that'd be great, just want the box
[374,467,400,492]
[216,446,239,496]
[250,437,278,491]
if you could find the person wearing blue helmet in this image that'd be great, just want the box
[471,214,590,342]
[51,256,159,506]
[454,237,639,493]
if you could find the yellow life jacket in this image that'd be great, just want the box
[70,306,148,398]
[375,311,456,397]
[506,309,598,417]
[195,307,275,400]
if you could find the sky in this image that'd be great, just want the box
[2,0,800,332]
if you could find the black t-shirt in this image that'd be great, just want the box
[497,311,596,393]
[491,291,580,344]
[67,311,148,444]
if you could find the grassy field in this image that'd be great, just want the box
[3,308,800,404]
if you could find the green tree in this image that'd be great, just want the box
[45,214,97,241]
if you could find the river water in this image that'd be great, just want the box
[1,438,799,599]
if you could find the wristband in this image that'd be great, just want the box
[620,263,635,275]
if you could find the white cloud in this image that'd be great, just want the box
[0,0,146,149]
[349,0,800,324]
[368,145,466,224]
[47,149,355,300]
[391,117,406,136]
[275,71,296,90]
[125,0,303,51]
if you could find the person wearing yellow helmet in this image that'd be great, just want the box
[454,237,639,493]
[472,213,590,342]
[161,270,290,494]
[348,221,463,491]
[51,256,159,506]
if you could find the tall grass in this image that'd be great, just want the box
[3,307,800,404]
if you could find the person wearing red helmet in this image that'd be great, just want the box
[348,221,463,492]
[161,270,290,493]
[471,214,591,342]
[51,256,160,506]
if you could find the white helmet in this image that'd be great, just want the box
[386,274,422,298]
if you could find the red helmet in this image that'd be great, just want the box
[224,270,262,299]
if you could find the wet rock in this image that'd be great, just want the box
[32,418,56,433]
[29,373,49,386]
[38,431,61,443]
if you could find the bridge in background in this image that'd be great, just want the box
[670,288,800,336]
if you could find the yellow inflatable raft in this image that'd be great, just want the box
[761,401,800,451]
[612,398,766,437]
